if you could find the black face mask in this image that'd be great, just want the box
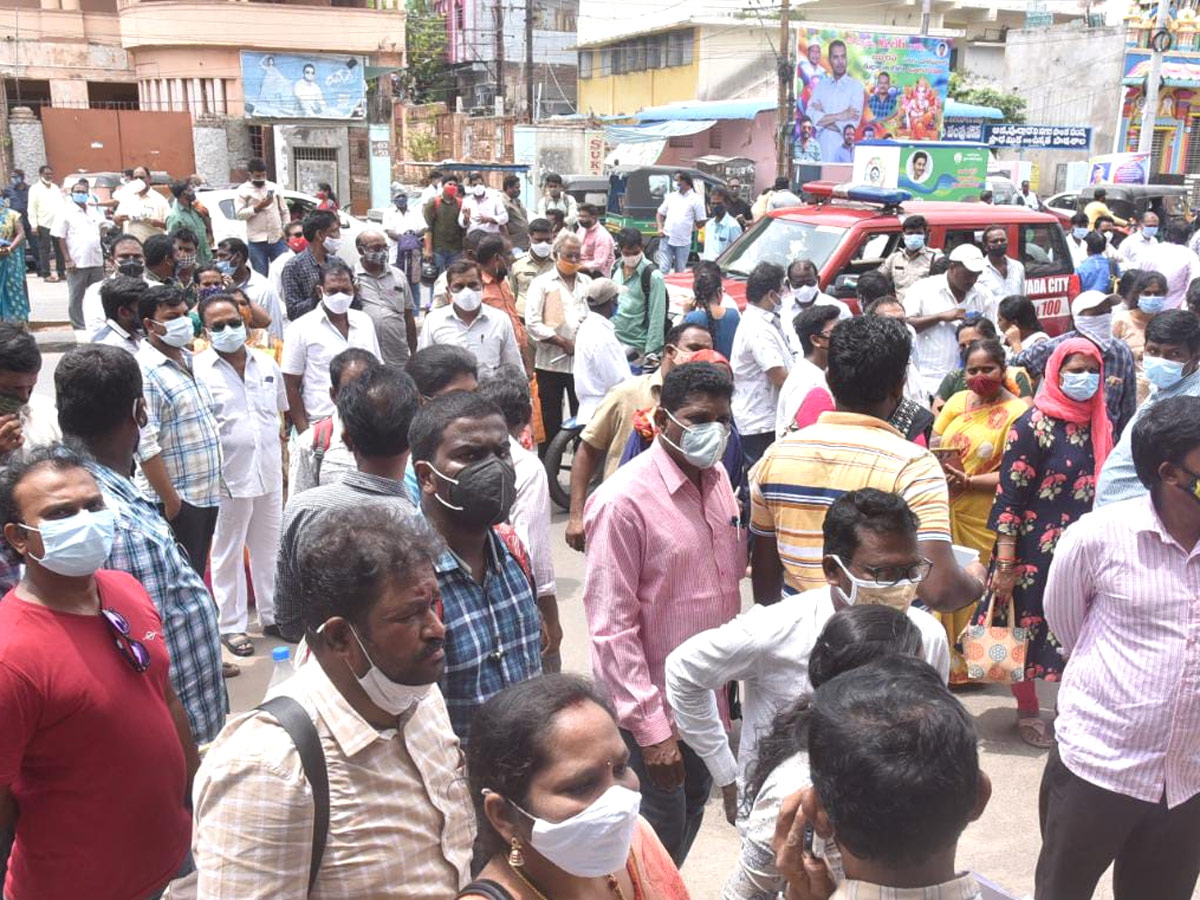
[117,260,145,278]
[252,179,266,188]
[711,204,726,219]
[426,456,516,528]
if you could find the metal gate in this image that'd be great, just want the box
[41,108,197,179]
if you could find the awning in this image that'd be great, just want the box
[604,119,717,144]
[633,98,775,122]
[606,140,667,167]
[1123,59,1200,87]
[944,99,1005,120]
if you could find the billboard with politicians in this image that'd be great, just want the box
[794,28,952,163]
[241,51,366,120]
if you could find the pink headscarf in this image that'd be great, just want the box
[1033,337,1113,470]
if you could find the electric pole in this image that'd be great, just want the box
[525,0,535,121]
[775,0,791,177]
[1137,0,1169,164]
[495,0,506,113]
[920,0,931,35]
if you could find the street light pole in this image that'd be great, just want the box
[1137,0,1170,158]
[920,0,931,35]
[775,0,791,178]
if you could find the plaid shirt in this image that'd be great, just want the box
[435,530,542,745]
[274,471,417,638]
[280,248,325,320]
[135,342,224,508]
[866,92,897,119]
[87,461,228,743]
[1012,330,1138,438]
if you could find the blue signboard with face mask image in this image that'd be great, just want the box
[241,51,366,120]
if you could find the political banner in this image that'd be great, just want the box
[241,51,366,120]
[984,124,1092,150]
[853,141,987,202]
[1088,152,1150,185]
[795,27,952,164]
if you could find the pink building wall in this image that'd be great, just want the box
[654,110,778,195]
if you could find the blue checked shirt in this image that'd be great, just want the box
[135,342,224,508]
[1013,331,1138,438]
[88,461,229,743]
[436,531,542,745]
[866,92,897,119]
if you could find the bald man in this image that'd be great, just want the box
[355,228,418,365]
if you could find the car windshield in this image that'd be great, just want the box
[720,216,846,276]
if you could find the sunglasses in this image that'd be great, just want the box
[100,607,151,673]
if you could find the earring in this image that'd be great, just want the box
[508,836,525,868]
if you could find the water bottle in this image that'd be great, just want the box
[266,645,295,695]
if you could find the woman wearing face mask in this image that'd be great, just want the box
[932,317,1033,415]
[0,194,28,322]
[726,605,926,900]
[980,338,1111,747]
[1112,269,1166,404]
[462,674,690,900]
[931,338,1027,684]
[315,182,339,212]
[682,261,740,359]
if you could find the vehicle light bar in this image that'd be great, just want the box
[802,181,912,207]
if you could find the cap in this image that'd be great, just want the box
[272,646,290,662]
[586,278,620,308]
[1071,290,1115,319]
[947,243,986,273]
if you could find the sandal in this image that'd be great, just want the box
[221,632,255,657]
[222,661,241,678]
[1017,716,1056,749]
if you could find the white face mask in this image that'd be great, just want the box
[512,785,642,877]
[323,235,343,254]
[622,252,643,268]
[472,184,486,197]
[20,509,116,577]
[530,241,553,259]
[321,622,432,716]
[1074,312,1113,351]
[830,555,920,611]
[452,286,483,312]
[791,283,819,305]
[323,291,354,315]
[154,316,194,348]
[660,410,729,469]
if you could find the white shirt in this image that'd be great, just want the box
[1143,241,1200,309]
[1017,190,1040,210]
[977,256,1026,300]
[508,436,555,597]
[381,206,426,247]
[1067,234,1089,268]
[1118,232,1157,271]
[775,356,827,439]
[195,347,288,498]
[417,303,522,379]
[573,312,632,424]
[114,188,170,241]
[28,179,64,229]
[808,73,865,160]
[536,193,578,227]
[902,274,998,395]
[780,290,850,358]
[93,318,141,355]
[730,304,793,436]
[525,268,592,374]
[50,202,105,269]
[0,394,63,467]
[458,192,508,234]
[657,189,707,248]
[85,275,151,339]
[268,248,296,301]
[291,409,356,494]
[235,268,288,341]
[281,306,381,421]
[664,585,949,790]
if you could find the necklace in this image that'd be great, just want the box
[508,860,629,900]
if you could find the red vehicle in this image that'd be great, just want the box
[669,182,1080,335]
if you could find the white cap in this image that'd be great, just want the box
[1071,290,1115,319]
[947,243,986,273]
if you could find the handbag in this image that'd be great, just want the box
[959,591,1030,684]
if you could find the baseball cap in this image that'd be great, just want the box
[947,243,986,273]
[1071,290,1116,319]
[586,278,620,308]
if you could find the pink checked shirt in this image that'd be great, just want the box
[577,223,616,276]
[583,439,745,747]
[1045,495,1200,808]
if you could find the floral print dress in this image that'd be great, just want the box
[976,406,1097,680]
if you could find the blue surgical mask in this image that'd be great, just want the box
[1142,225,1159,239]
[20,509,116,577]
[903,233,925,252]
[71,192,90,205]
[1060,371,1100,401]
[215,260,234,276]
[154,316,195,348]
[1144,354,1186,390]
[1138,294,1166,315]
[1072,227,1088,240]
[210,322,247,353]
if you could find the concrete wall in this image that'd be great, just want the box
[578,58,698,117]
[696,25,777,102]
[9,109,46,176]
[959,42,1005,82]
[192,119,230,185]
[273,124,351,205]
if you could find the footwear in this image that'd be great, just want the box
[221,632,255,657]
[262,624,283,639]
[1017,716,1056,749]
[222,661,241,678]
[44,274,60,283]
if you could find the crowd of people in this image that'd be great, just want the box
[0,164,1196,900]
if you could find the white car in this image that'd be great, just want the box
[199,187,368,268]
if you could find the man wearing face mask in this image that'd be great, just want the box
[195,293,288,659]
[281,260,380,439]
[420,259,523,380]
[701,188,742,262]
[167,180,212,266]
[1013,290,1137,438]
[1144,218,1200,309]
[52,177,107,333]
[235,158,289,276]
[172,228,202,307]
[3,169,35,274]
[28,164,65,282]
[499,174,530,251]
[83,234,147,339]
[780,259,850,356]
[575,203,614,277]
[878,214,940,301]
[582,362,742,864]
[0,445,197,900]
[1118,209,1160,271]
[382,191,426,287]
[135,284,224,576]
[666,489,949,828]
[573,278,632,424]
[612,227,668,366]
[355,229,417,366]
[654,171,707,274]
[269,220,306,300]
[281,210,343,320]
[189,503,474,897]
[411,391,542,742]
[113,165,169,242]
[0,324,60,471]
[1097,310,1200,507]
[216,236,287,343]
[143,232,180,288]
[1066,212,1091,267]
[460,172,508,237]
[977,224,1026,299]
[1038,394,1200,900]
[536,172,578,228]
[423,176,466,281]
[509,218,555,319]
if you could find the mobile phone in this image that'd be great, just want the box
[267,190,275,199]
[0,393,25,416]
[803,822,816,857]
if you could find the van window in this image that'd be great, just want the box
[219,199,236,220]
[1021,224,1071,276]
[943,229,983,254]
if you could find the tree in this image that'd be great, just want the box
[948,72,1027,124]
[402,0,450,105]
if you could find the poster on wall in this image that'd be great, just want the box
[241,51,366,120]
[795,27,951,162]
[1088,152,1150,185]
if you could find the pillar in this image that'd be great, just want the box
[191,77,204,116]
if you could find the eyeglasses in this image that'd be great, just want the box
[854,559,934,586]
[208,320,243,332]
[100,607,151,673]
